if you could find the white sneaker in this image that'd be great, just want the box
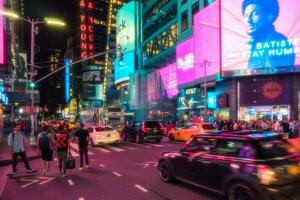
[85,165,89,169]
[79,167,83,170]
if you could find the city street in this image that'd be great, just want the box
[1,139,220,200]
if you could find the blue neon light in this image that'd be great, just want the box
[114,51,135,84]
[65,59,70,104]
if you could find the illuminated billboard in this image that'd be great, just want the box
[65,59,71,103]
[176,3,220,86]
[0,0,4,65]
[116,1,139,53]
[158,63,178,99]
[114,51,135,84]
[221,0,300,76]
[82,83,103,101]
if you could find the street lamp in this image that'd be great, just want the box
[0,10,65,144]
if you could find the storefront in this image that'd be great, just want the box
[238,76,293,121]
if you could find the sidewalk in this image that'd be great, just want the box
[0,134,40,167]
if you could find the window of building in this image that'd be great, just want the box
[192,2,199,25]
[181,0,188,5]
[181,11,188,32]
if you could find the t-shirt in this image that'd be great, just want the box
[75,128,90,148]
[54,132,69,151]
[7,132,26,153]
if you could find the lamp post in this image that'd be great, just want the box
[0,10,65,144]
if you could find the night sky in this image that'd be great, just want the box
[23,0,73,64]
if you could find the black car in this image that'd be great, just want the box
[122,121,164,143]
[158,131,300,200]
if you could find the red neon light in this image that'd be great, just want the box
[80,15,86,22]
[88,43,94,50]
[81,42,87,49]
[88,16,93,24]
[81,52,87,58]
[81,33,87,40]
[87,25,93,33]
[88,1,93,9]
[88,35,93,42]
[80,25,86,31]
[79,0,85,8]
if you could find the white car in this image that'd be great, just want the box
[88,126,121,146]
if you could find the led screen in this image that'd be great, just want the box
[65,59,70,103]
[221,0,300,76]
[0,0,4,65]
[82,71,102,82]
[82,83,102,101]
[114,51,135,84]
[158,63,178,99]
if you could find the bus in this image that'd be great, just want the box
[105,106,124,132]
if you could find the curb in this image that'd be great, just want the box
[0,154,40,167]
[0,166,10,198]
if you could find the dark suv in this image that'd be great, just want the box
[158,131,300,200]
[122,121,164,143]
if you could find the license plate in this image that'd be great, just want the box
[153,129,157,133]
[287,166,300,175]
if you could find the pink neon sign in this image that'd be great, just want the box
[0,0,4,65]
[159,63,178,99]
[175,1,220,86]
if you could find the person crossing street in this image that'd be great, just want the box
[73,122,90,170]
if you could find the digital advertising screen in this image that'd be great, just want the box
[0,0,5,65]
[82,83,103,101]
[221,0,300,77]
[82,71,102,82]
[114,51,135,84]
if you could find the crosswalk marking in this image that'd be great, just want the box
[108,146,125,152]
[96,147,111,153]
[70,143,94,155]
[148,144,163,147]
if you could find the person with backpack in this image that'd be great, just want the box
[54,124,70,177]
[37,125,54,176]
[7,122,34,175]
[73,122,90,170]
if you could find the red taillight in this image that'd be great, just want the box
[257,165,277,185]
[159,127,165,132]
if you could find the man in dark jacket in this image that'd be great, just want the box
[73,122,90,170]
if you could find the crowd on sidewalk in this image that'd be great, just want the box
[215,118,300,138]
[6,120,91,177]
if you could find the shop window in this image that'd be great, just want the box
[181,11,188,32]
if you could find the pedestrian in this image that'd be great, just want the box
[73,122,90,170]
[7,122,35,175]
[54,124,69,177]
[37,125,54,176]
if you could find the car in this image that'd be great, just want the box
[122,121,164,143]
[158,131,300,200]
[168,122,216,142]
[88,126,121,146]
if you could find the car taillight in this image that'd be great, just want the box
[159,127,165,132]
[257,165,277,185]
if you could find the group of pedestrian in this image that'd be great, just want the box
[7,121,91,177]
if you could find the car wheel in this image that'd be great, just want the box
[168,134,175,142]
[228,182,256,200]
[158,161,175,183]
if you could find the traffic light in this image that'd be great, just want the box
[29,82,36,89]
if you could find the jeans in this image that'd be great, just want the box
[12,151,31,172]
[57,150,67,174]
[79,147,89,167]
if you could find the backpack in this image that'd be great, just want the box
[39,132,50,150]
[55,133,68,149]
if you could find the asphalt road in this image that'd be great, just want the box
[1,138,221,200]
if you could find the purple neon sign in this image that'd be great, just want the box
[159,63,178,99]
[0,0,4,65]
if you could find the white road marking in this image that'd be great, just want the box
[96,147,111,153]
[113,172,122,177]
[108,146,125,152]
[54,158,57,161]
[70,143,94,155]
[68,179,74,186]
[78,198,85,200]
[149,144,163,147]
[20,179,39,188]
[99,164,105,168]
[39,177,55,185]
[91,158,95,162]
[135,184,148,192]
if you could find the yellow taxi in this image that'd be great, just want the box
[168,122,216,142]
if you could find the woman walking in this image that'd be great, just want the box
[37,125,54,176]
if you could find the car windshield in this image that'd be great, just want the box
[256,140,298,159]
[202,124,215,130]
[95,127,114,132]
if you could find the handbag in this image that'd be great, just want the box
[66,150,76,169]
